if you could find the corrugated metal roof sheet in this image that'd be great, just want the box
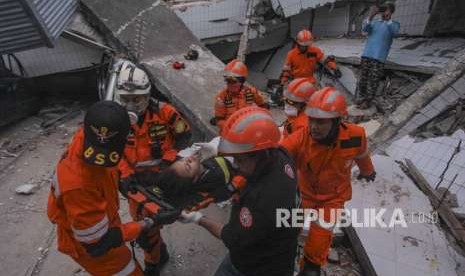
[0,0,77,54]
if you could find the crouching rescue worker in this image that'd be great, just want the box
[114,60,191,275]
[280,88,376,275]
[182,106,300,276]
[211,59,268,131]
[47,101,180,276]
[282,78,317,138]
[281,29,341,86]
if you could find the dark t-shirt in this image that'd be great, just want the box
[221,148,300,276]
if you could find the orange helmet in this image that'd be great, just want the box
[296,29,313,46]
[218,106,280,155]
[224,59,248,78]
[305,87,347,119]
[284,78,317,103]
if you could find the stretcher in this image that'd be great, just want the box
[127,183,216,221]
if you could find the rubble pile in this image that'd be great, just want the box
[413,98,465,139]
[347,68,429,123]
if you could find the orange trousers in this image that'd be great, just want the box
[72,244,143,276]
[301,198,345,267]
[129,199,163,265]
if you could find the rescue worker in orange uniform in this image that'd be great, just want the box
[113,61,191,275]
[181,106,300,276]
[211,59,268,131]
[47,101,180,276]
[280,88,376,276]
[281,29,341,86]
[282,78,317,138]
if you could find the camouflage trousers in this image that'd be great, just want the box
[357,57,384,103]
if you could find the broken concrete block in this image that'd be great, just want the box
[358,120,381,137]
[15,184,38,195]
[328,248,340,263]
[347,105,377,122]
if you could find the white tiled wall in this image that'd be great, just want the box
[392,0,431,36]
[312,5,350,37]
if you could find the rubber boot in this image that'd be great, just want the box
[159,242,170,268]
[298,260,321,276]
[144,262,160,276]
[144,243,170,275]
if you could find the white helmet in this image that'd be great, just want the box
[114,60,151,115]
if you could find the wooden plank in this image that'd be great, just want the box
[343,226,378,276]
[404,159,465,249]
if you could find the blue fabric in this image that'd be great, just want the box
[362,19,400,63]
[214,254,245,276]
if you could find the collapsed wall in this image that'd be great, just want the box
[80,0,225,139]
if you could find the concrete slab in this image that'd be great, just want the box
[386,130,465,209]
[314,37,465,74]
[81,0,225,139]
[347,155,465,276]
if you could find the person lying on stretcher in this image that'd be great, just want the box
[119,141,245,211]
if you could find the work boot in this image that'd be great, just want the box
[144,262,160,276]
[159,242,170,268]
[298,260,321,276]
[144,244,169,276]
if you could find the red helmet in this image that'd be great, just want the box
[305,87,347,119]
[224,59,248,78]
[218,106,280,155]
[296,29,313,46]
[284,78,317,103]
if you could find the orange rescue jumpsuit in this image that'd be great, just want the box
[282,112,309,138]
[281,122,374,266]
[281,46,337,85]
[47,128,143,276]
[214,85,266,130]
[118,101,190,266]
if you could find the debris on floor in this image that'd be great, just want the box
[15,184,39,195]
[414,99,465,139]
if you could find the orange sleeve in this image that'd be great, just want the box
[279,127,304,160]
[63,189,142,243]
[354,131,375,175]
[214,91,227,119]
[315,47,324,63]
[160,103,191,136]
[253,88,266,106]
[62,189,111,244]
[118,156,134,179]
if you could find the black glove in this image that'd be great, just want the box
[119,175,138,198]
[136,231,154,252]
[209,117,218,126]
[211,185,234,202]
[260,103,271,110]
[333,68,342,79]
[152,209,181,226]
[357,171,376,182]
[83,227,123,257]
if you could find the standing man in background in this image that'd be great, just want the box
[357,1,400,109]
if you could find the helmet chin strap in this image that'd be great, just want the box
[315,118,341,146]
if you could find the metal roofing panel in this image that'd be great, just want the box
[14,37,103,77]
[0,0,77,54]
